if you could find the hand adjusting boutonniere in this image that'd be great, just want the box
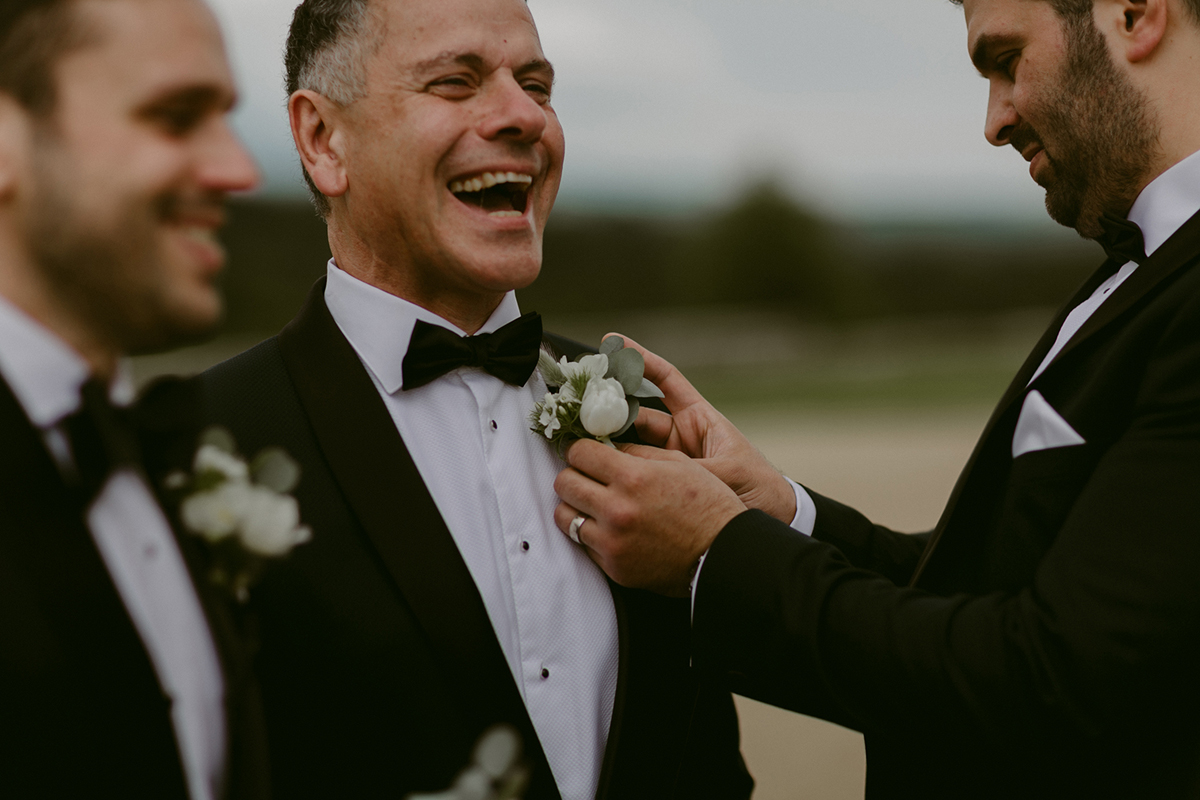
[165,427,312,603]
[530,335,664,452]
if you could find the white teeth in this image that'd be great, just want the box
[449,171,535,194]
[180,226,218,245]
[489,210,523,218]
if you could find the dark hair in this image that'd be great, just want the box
[285,0,377,216]
[0,0,89,116]
[949,0,1200,25]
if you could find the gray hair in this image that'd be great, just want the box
[285,0,382,215]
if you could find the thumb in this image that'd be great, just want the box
[616,442,689,462]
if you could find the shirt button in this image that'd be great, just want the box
[522,541,530,552]
[490,420,498,431]
[541,668,550,679]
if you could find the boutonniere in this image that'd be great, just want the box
[529,336,664,451]
[166,427,312,603]
[406,725,528,800]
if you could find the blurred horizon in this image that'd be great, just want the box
[208,0,1061,225]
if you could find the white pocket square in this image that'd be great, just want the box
[1012,390,1085,458]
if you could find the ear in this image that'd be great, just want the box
[289,89,350,199]
[1101,0,1168,63]
[0,95,31,203]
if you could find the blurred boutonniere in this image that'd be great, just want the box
[406,725,529,800]
[529,335,664,453]
[165,427,311,603]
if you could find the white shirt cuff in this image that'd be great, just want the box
[787,477,816,536]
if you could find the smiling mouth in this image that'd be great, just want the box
[449,171,533,218]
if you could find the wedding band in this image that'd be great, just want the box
[568,514,587,545]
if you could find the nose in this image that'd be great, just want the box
[477,71,548,144]
[196,118,260,194]
[984,79,1019,147]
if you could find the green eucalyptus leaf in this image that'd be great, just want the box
[632,378,665,399]
[537,350,565,385]
[600,336,625,356]
[199,425,237,454]
[615,396,640,438]
[251,447,301,493]
[606,348,644,395]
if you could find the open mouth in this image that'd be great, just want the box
[449,171,533,218]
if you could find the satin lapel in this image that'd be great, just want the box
[275,281,538,738]
[908,253,1122,585]
[594,581,630,800]
[1029,207,1200,388]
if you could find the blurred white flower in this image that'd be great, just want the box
[181,481,251,542]
[537,393,564,439]
[238,486,312,557]
[579,377,629,438]
[193,444,249,481]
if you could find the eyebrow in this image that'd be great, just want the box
[135,84,235,116]
[412,51,556,84]
[970,32,1021,75]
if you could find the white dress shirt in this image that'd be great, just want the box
[0,295,226,800]
[324,262,619,800]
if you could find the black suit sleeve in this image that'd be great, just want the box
[691,291,1200,762]
[806,488,930,585]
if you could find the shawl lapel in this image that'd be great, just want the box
[137,379,272,800]
[275,281,557,795]
[911,207,1200,585]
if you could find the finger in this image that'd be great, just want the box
[603,332,708,417]
[564,438,629,485]
[616,442,689,463]
[634,407,675,448]
[553,465,607,519]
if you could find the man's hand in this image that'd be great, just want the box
[615,334,798,524]
[553,439,746,597]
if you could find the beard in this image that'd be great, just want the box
[24,135,224,356]
[1010,13,1160,238]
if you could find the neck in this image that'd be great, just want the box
[327,226,505,336]
[0,237,118,381]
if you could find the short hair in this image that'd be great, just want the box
[285,0,381,216]
[949,0,1200,26]
[0,0,91,116]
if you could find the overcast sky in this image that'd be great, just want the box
[206,0,1057,224]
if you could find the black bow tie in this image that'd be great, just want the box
[402,312,543,391]
[1096,212,1149,266]
[62,378,142,504]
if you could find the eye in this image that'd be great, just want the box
[428,76,477,99]
[521,81,552,104]
[996,51,1020,80]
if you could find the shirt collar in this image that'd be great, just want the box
[0,293,134,429]
[1128,147,1200,257]
[323,260,524,394]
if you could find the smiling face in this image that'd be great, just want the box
[965,0,1158,236]
[322,0,563,325]
[21,0,257,356]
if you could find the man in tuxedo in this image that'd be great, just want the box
[0,0,267,798]
[553,0,1200,795]
[199,0,752,797]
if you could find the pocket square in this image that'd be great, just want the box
[1012,390,1086,458]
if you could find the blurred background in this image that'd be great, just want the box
[132,0,1110,796]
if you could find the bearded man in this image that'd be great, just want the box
[196,0,753,798]
[0,0,267,798]
[552,0,1200,795]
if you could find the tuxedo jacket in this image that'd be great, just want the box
[198,279,752,800]
[0,375,270,799]
[693,209,1200,799]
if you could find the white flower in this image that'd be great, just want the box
[579,377,629,438]
[193,444,249,481]
[537,393,563,439]
[181,481,252,542]
[237,486,313,557]
[558,353,607,383]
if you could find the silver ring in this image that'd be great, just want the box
[568,514,587,545]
